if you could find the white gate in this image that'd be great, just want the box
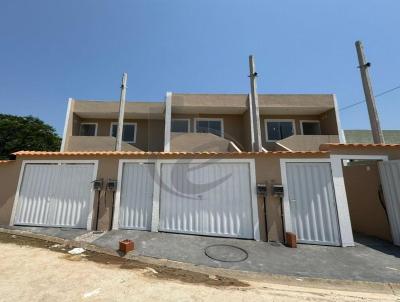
[379,160,400,246]
[159,162,255,239]
[13,162,96,229]
[286,162,341,246]
[117,163,155,230]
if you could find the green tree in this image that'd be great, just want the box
[0,114,61,158]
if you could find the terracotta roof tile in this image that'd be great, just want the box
[12,150,329,157]
[320,143,400,151]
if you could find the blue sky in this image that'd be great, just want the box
[0,0,399,135]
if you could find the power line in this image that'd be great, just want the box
[340,84,400,111]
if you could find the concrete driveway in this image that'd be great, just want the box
[4,226,400,283]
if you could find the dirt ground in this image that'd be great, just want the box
[0,233,398,302]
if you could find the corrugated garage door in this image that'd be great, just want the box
[379,160,400,246]
[118,163,154,230]
[159,162,254,239]
[286,162,341,246]
[14,163,95,228]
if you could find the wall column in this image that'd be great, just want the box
[163,92,172,152]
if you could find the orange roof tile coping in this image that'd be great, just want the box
[0,160,12,164]
[320,143,400,151]
[12,150,329,157]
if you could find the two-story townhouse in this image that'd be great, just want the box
[3,90,400,248]
[61,100,165,152]
[61,93,342,152]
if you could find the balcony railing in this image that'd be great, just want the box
[65,136,143,152]
[170,132,241,152]
[275,135,340,151]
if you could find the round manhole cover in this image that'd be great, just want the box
[204,244,248,262]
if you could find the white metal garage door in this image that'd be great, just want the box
[159,162,254,239]
[379,160,400,246]
[286,162,341,246]
[13,163,96,229]
[118,163,154,230]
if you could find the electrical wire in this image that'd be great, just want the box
[340,84,400,111]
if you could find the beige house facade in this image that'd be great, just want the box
[61,93,342,153]
[2,144,400,248]
[3,91,400,249]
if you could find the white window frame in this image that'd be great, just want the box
[300,120,321,135]
[110,122,137,143]
[194,118,224,138]
[264,119,296,142]
[79,123,98,136]
[10,160,99,231]
[171,118,190,133]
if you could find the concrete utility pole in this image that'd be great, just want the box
[249,55,263,152]
[115,73,128,151]
[355,41,384,144]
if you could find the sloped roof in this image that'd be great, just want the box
[12,150,328,157]
[320,143,400,151]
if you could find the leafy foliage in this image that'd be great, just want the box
[0,114,61,158]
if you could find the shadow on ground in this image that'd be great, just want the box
[354,233,400,258]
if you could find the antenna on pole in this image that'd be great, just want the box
[115,73,128,151]
[355,41,384,144]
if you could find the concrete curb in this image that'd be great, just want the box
[0,227,399,295]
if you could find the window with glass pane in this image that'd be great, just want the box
[171,119,189,133]
[302,122,321,135]
[266,121,294,141]
[111,124,136,142]
[196,120,222,136]
[80,124,96,136]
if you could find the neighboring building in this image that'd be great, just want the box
[61,93,342,152]
[344,130,400,144]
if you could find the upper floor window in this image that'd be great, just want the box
[195,118,224,137]
[171,119,190,133]
[79,123,97,136]
[110,122,137,143]
[301,120,321,135]
[265,119,295,141]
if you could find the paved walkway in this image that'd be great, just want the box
[5,226,400,283]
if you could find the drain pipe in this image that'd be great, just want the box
[256,183,268,241]
[109,191,116,230]
[92,179,103,231]
[95,190,102,231]
[106,179,118,230]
